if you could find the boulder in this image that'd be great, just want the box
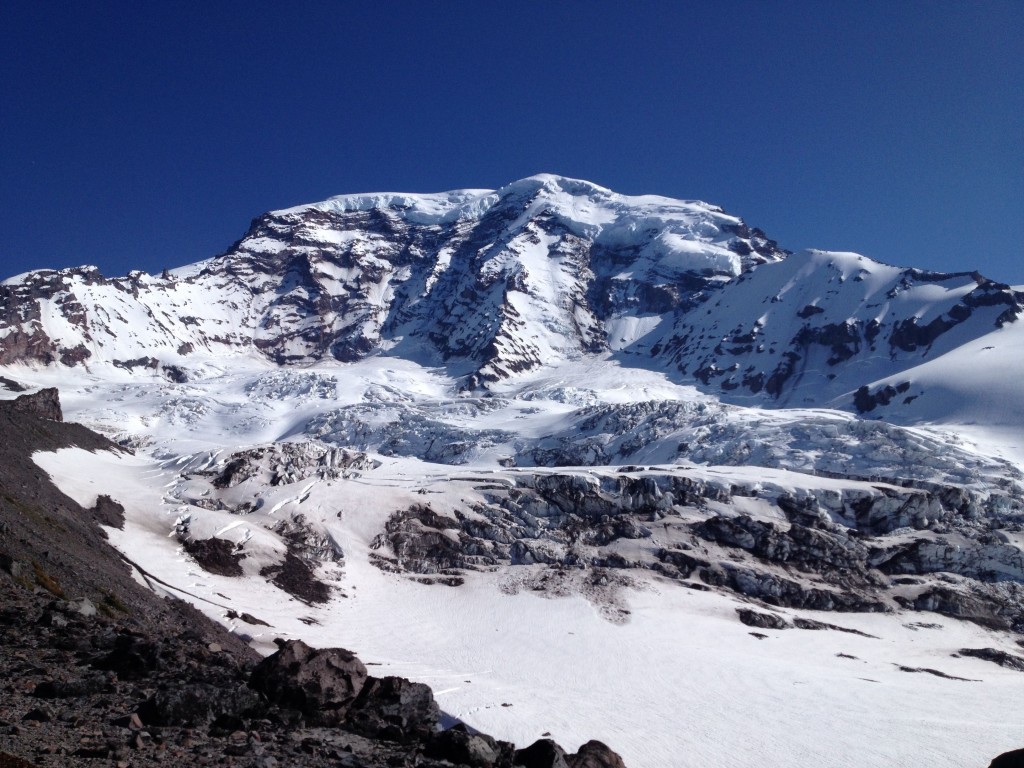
[990,748,1024,768]
[514,738,570,768]
[249,639,367,725]
[568,740,628,768]
[426,723,511,767]
[346,675,440,743]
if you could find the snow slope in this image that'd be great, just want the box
[34,445,1024,768]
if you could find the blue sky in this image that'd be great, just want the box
[1,1,1021,282]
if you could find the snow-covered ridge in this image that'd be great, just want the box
[2,174,1023,427]
[0,175,787,382]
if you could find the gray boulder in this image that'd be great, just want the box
[249,639,368,725]
[346,675,440,743]
[427,724,512,767]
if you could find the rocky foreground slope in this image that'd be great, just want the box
[0,390,626,768]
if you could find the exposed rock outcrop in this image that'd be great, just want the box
[249,640,368,726]
[8,388,62,422]
[990,747,1024,768]
[367,467,1024,628]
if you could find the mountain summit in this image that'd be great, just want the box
[0,175,784,381]
[2,175,1022,422]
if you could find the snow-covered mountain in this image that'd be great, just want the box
[4,175,1024,768]
[0,175,786,378]
[4,174,1023,415]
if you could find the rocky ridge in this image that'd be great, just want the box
[0,177,784,388]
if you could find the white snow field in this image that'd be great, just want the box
[18,354,1024,768]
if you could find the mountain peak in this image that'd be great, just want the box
[9,176,1021,425]
[496,173,614,199]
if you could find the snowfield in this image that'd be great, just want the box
[33,442,1024,768]
[17,352,1024,768]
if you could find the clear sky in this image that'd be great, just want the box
[1,1,1021,283]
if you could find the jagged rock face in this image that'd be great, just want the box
[9,388,63,421]
[162,433,1024,625]
[368,467,1024,627]
[224,176,784,380]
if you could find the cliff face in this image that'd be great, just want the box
[7,388,63,421]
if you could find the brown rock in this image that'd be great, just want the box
[569,740,628,768]
[9,389,62,422]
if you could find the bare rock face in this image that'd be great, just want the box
[0,177,784,389]
[248,639,368,726]
[90,494,125,529]
[958,647,1024,672]
[0,375,26,391]
[737,608,792,630]
[9,388,62,421]
[183,537,245,577]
